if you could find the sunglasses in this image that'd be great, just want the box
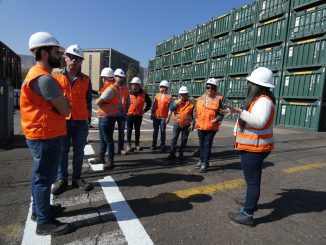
[206,86,216,91]
[66,53,83,61]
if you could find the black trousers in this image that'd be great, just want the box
[127,115,143,146]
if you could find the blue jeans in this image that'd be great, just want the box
[197,129,217,166]
[98,119,107,157]
[99,117,116,160]
[26,136,63,224]
[116,115,126,152]
[152,117,167,147]
[58,120,88,180]
[170,124,190,155]
[240,151,270,215]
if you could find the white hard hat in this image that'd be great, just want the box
[29,32,63,51]
[100,67,114,77]
[206,78,218,87]
[179,86,189,94]
[65,44,84,59]
[246,67,274,88]
[114,68,126,77]
[159,80,169,87]
[130,77,142,84]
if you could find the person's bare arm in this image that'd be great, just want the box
[50,95,71,117]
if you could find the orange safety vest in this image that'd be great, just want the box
[153,93,172,119]
[97,83,122,118]
[195,94,223,131]
[52,71,90,120]
[235,95,274,152]
[120,84,130,113]
[20,64,66,139]
[100,81,113,93]
[173,99,195,127]
[127,92,145,116]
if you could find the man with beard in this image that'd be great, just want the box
[52,44,93,195]
[20,32,73,235]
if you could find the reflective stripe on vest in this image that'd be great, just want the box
[235,95,274,152]
[20,65,66,139]
[97,83,122,117]
[195,95,222,131]
[174,99,194,126]
[128,93,145,116]
[154,93,172,119]
[52,72,90,120]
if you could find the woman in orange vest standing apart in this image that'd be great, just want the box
[226,67,276,227]
[150,80,172,152]
[195,78,224,173]
[126,77,152,152]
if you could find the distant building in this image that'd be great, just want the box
[81,48,139,91]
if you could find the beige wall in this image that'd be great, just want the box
[81,51,102,91]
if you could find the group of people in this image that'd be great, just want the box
[21,31,276,236]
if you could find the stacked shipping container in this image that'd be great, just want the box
[147,0,326,131]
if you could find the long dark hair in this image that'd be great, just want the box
[238,82,276,131]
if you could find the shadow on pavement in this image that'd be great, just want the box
[255,188,326,225]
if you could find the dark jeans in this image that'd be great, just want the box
[152,116,167,147]
[127,115,143,146]
[99,117,116,160]
[170,124,190,155]
[26,136,63,224]
[98,119,107,157]
[197,129,217,166]
[58,120,89,180]
[116,115,126,151]
[240,151,270,215]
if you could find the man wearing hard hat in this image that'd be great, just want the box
[20,32,73,235]
[166,86,195,160]
[150,80,172,152]
[51,44,93,195]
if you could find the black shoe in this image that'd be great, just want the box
[31,204,65,221]
[235,197,245,206]
[179,152,183,158]
[104,159,114,170]
[36,219,74,236]
[228,211,254,227]
[199,164,208,173]
[150,146,156,150]
[161,145,166,153]
[52,179,68,196]
[72,178,93,191]
[167,154,176,161]
[194,161,202,169]
[193,149,200,157]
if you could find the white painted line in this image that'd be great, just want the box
[88,158,104,171]
[22,198,51,245]
[84,144,95,155]
[99,176,153,245]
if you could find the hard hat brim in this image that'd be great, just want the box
[246,76,275,88]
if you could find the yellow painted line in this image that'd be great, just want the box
[150,178,245,204]
[0,224,21,238]
[283,163,326,174]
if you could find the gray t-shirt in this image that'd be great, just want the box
[30,75,62,101]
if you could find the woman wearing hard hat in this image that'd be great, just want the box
[225,67,276,227]
[194,78,224,173]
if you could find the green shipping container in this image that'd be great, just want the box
[209,57,228,77]
[253,44,285,71]
[223,99,246,121]
[173,35,184,51]
[171,66,182,81]
[172,51,182,66]
[212,13,233,37]
[183,29,197,48]
[231,26,255,53]
[255,15,289,47]
[148,70,155,83]
[154,70,162,83]
[272,71,282,98]
[148,59,155,70]
[288,4,326,40]
[171,81,180,96]
[155,56,163,69]
[195,41,210,61]
[232,2,257,30]
[197,21,212,43]
[181,80,194,95]
[291,0,324,10]
[193,61,209,79]
[164,39,173,54]
[257,0,290,21]
[162,68,171,80]
[285,37,326,68]
[181,64,193,80]
[192,80,206,97]
[163,54,171,68]
[182,46,195,64]
[277,99,326,131]
[281,68,326,99]
[156,42,164,56]
[225,76,247,98]
[228,52,253,75]
[210,34,231,58]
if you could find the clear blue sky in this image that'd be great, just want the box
[0,0,252,67]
